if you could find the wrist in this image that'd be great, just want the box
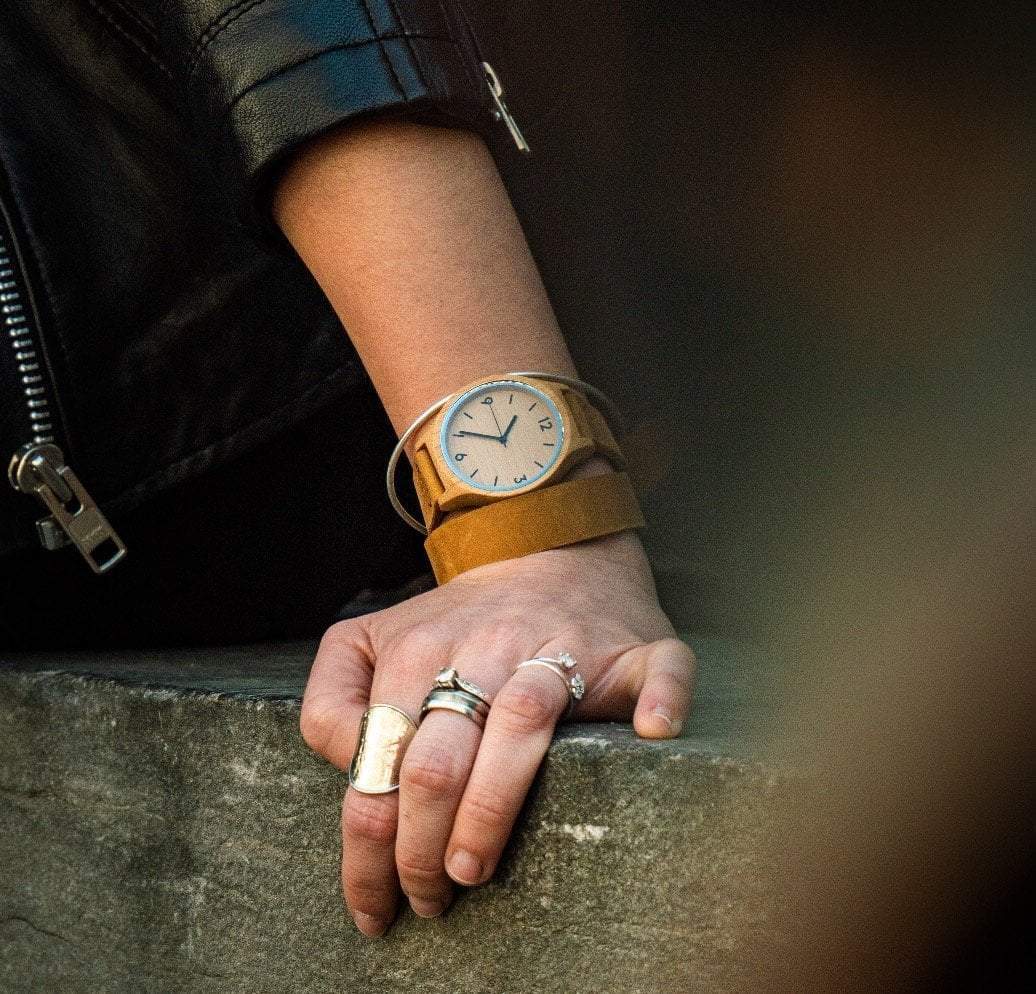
[390,372,643,583]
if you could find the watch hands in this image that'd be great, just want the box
[489,405,504,437]
[500,415,518,446]
[456,429,503,441]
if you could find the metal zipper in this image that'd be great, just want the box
[452,1,530,153]
[0,194,127,574]
[481,62,530,154]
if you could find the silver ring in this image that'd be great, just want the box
[514,651,585,718]
[348,704,418,794]
[419,688,490,729]
[430,666,492,706]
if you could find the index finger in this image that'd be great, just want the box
[299,622,374,770]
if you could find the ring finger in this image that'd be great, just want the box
[445,653,571,888]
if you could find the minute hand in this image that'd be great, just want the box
[456,429,505,442]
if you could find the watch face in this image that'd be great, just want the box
[439,380,565,492]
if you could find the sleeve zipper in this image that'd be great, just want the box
[482,62,530,154]
[452,1,531,154]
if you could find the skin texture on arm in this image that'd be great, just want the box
[273,121,574,439]
[272,120,695,937]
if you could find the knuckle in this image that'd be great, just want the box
[400,748,463,800]
[460,786,512,831]
[394,627,450,668]
[477,618,525,649]
[299,699,336,755]
[318,619,363,656]
[540,627,589,654]
[395,849,446,889]
[495,681,560,734]
[343,797,397,846]
[395,630,445,659]
[662,636,696,667]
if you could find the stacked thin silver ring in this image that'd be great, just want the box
[419,667,493,729]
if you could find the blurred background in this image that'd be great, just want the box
[467,0,1031,635]
[471,3,1033,988]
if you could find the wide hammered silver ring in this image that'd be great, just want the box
[514,651,585,718]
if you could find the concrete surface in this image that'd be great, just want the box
[0,638,785,993]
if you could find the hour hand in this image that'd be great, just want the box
[500,415,518,445]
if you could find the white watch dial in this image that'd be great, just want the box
[439,380,565,492]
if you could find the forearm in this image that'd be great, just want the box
[283,119,691,937]
[272,121,577,443]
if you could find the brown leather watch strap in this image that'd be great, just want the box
[409,378,626,533]
[423,471,646,585]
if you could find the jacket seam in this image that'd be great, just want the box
[436,0,482,97]
[187,0,272,80]
[358,0,406,100]
[221,33,459,121]
[385,0,431,93]
[85,0,173,80]
[107,0,158,40]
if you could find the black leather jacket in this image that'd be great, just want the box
[0,0,503,565]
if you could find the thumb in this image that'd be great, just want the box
[619,637,696,739]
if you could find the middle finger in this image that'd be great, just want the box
[395,703,485,917]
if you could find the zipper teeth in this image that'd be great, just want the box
[0,231,55,444]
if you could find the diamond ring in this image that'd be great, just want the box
[514,651,585,718]
[431,666,492,706]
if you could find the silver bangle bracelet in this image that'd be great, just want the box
[385,371,624,535]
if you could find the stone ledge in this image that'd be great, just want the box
[0,638,783,994]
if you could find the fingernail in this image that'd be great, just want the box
[410,897,447,919]
[353,912,387,938]
[447,850,483,885]
[652,706,683,737]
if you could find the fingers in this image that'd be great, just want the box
[320,623,695,942]
[299,622,374,770]
[624,638,696,739]
[445,662,568,887]
[395,709,483,917]
[340,788,401,937]
[340,637,452,937]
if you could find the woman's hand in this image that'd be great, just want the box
[299,528,695,937]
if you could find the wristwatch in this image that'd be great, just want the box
[408,374,626,532]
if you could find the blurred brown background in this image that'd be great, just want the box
[471,12,1033,985]
[468,0,1032,635]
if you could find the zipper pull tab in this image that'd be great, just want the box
[8,442,127,574]
[482,62,531,154]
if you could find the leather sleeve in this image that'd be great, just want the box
[155,0,495,228]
